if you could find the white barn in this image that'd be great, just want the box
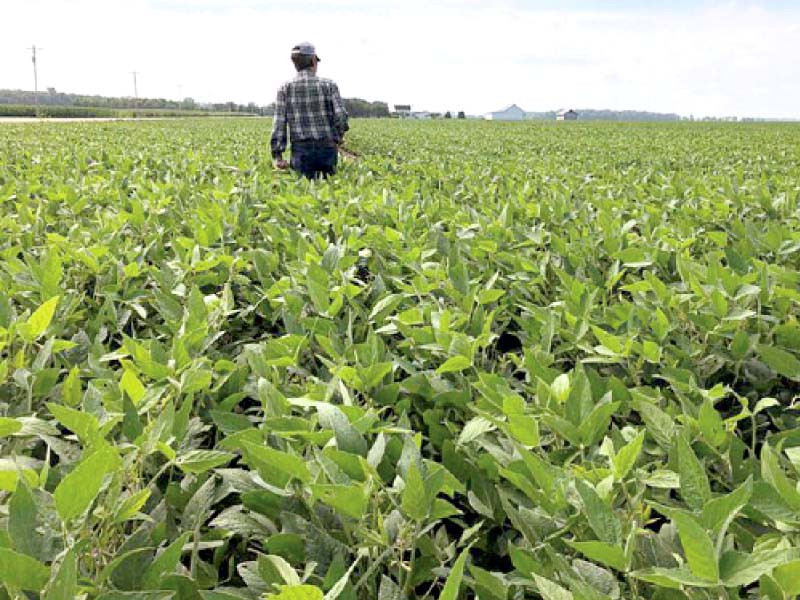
[484,104,526,121]
[556,109,579,121]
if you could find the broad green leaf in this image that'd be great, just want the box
[121,368,146,405]
[0,547,51,590]
[677,436,711,510]
[671,511,719,583]
[267,586,323,600]
[437,355,472,374]
[316,403,368,456]
[701,476,752,537]
[311,484,369,520]
[176,450,234,474]
[9,479,39,558]
[719,547,800,587]
[773,559,800,595]
[761,444,800,513]
[0,417,21,437]
[457,416,494,446]
[402,462,428,521]
[575,479,621,545]
[757,344,800,381]
[54,446,121,522]
[22,296,59,341]
[45,549,78,600]
[142,532,192,589]
[241,439,311,484]
[567,541,628,572]
[631,566,719,589]
[47,402,99,443]
[96,593,176,600]
[61,366,82,407]
[532,574,574,600]
[114,489,152,523]
[440,545,471,600]
[612,430,644,480]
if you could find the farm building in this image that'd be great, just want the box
[393,104,412,117]
[556,109,579,121]
[484,104,526,121]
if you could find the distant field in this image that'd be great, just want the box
[1,118,800,598]
[0,104,258,118]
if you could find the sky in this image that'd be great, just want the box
[1,0,799,118]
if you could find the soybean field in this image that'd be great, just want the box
[1,118,800,599]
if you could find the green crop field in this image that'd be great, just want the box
[1,118,800,599]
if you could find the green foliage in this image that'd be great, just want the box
[1,118,800,598]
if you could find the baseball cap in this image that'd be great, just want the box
[291,42,320,61]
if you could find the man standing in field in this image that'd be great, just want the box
[271,42,349,179]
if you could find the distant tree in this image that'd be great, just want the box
[444,111,452,119]
[457,111,466,119]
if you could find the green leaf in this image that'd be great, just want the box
[677,436,711,511]
[612,430,644,480]
[0,417,21,437]
[307,264,330,313]
[316,403,368,456]
[701,476,752,537]
[241,439,311,484]
[175,450,234,474]
[671,511,719,583]
[0,547,50,590]
[567,541,628,572]
[761,444,800,513]
[757,344,800,381]
[772,559,800,595]
[457,416,494,446]
[45,549,78,600]
[61,366,82,407]
[142,532,192,589]
[575,479,621,545]
[437,355,472,374]
[96,593,176,600]
[114,489,152,523]
[440,545,471,600]
[631,566,719,589]
[266,586,323,600]
[22,296,59,341]
[311,484,369,520]
[54,446,121,522]
[378,576,403,600]
[532,574,574,600]
[121,369,146,405]
[719,547,800,587]
[9,479,39,558]
[402,462,429,521]
[47,402,99,443]
[698,399,726,447]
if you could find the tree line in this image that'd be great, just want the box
[0,89,392,118]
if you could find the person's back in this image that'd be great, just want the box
[271,43,349,179]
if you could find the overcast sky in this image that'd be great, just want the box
[2,0,798,118]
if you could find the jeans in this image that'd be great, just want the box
[291,141,338,179]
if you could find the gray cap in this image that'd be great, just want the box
[291,42,320,60]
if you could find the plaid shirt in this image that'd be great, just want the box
[270,69,349,159]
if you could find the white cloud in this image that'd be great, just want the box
[1,0,798,117]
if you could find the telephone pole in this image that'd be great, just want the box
[131,71,139,100]
[28,45,42,116]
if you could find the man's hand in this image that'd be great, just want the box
[275,158,289,170]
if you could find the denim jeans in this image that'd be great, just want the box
[291,141,338,179]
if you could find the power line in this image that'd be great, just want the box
[28,45,42,116]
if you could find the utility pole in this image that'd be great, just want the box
[28,45,41,116]
[131,71,139,100]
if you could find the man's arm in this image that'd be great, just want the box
[329,83,349,142]
[270,85,288,162]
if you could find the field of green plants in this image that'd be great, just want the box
[1,118,799,599]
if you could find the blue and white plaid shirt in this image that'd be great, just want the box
[270,69,349,159]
